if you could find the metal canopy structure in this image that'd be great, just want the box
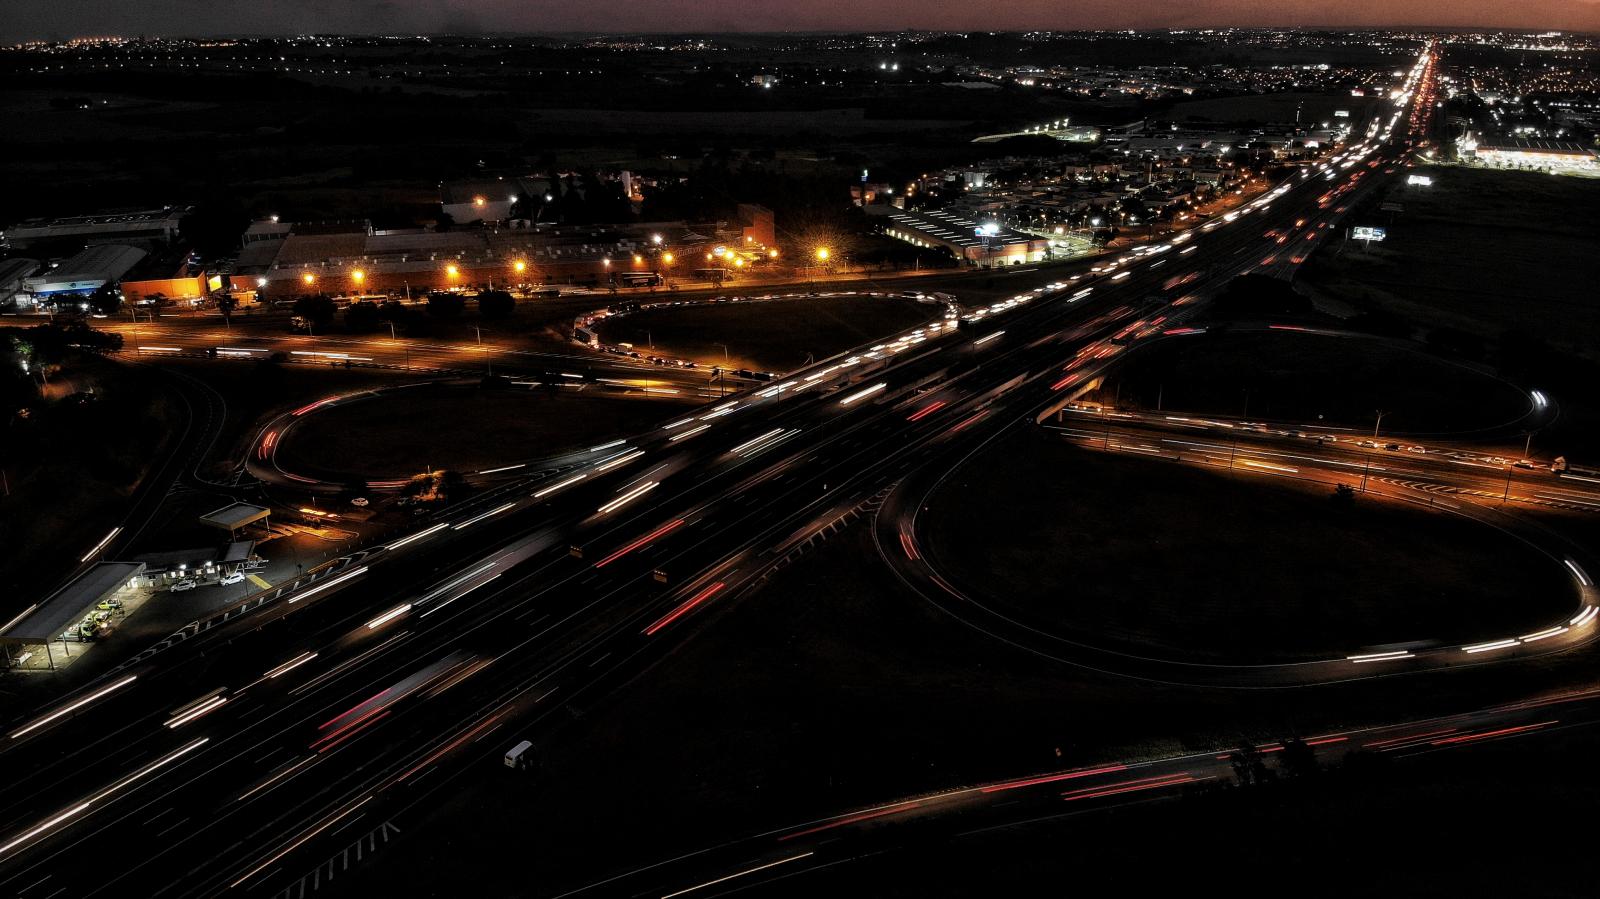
[198,502,272,536]
[0,562,145,646]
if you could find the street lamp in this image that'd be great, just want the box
[301,272,316,288]
[387,321,410,369]
[1360,410,1387,492]
[815,247,830,262]
[351,269,365,291]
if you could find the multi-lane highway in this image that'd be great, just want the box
[0,44,1499,898]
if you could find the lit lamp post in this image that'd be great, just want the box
[387,320,410,370]
[1360,410,1387,493]
[812,247,830,285]
[662,252,674,286]
[351,269,365,296]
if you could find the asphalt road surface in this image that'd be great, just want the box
[0,47,1492,899]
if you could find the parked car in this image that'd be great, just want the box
[171,579,198,593]
[220,571,246,586]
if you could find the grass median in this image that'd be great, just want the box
[923,427,1571,663]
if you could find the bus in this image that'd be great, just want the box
[616,272,662,288]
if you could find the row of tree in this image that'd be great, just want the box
[289,291,518,332]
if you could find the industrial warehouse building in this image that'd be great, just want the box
[18,244,147,303]
[874,208,1050,268]
[232,205,778,295]
[0,257,41,307]
[1469,138,1600,172]
[2,207,188,252]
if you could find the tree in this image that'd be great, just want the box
[292,295,337,329]
[1229,741,1272,786]
[88,285,121,316]
[1331,483,1356,506]
[215,294,237,322]
[476,290,514,320]
[345,301,381,332]
[426,292,464,318]
[1278,737,1320,779]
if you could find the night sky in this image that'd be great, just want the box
[5,0,1598,43]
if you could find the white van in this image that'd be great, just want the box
[504,740,535,769]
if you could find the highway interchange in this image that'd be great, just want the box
[8,44,1587,898]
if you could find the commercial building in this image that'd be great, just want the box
[20,244,147,301]
[0,257,41,306]
[233,208,780,295]
[874,208,1049,268]
[1469,138,1599,172]
[2,207,188,252]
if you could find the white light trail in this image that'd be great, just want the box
[10,675,139,739]
[286,566,368,604]
[476,463,525,475]
[166,696,228,729]
[660,852,815,899]
[452,502,517,530]
[598,481,657,514]
[839,383,887,406]
[265,652,319,679]
[385,524,446,551]
[365,604,412,629]
[534,472,588,498]
[81,527,121,561]
[1347,650,1413,663]
[730,429,786,456]
[669,424,710,443]
[1564,559,1592,587]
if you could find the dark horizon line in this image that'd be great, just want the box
[11,24,1594,44]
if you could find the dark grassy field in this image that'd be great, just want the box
[0,354,180,610]
[923,428,1571,663]
[771,722,1600,898]
[338,515,1600,899]
[1302,165,1600,362]
[594,294,937,372]
[1103,329,1532,434]
[1165,91,1383,126]
[273,384,687,481]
